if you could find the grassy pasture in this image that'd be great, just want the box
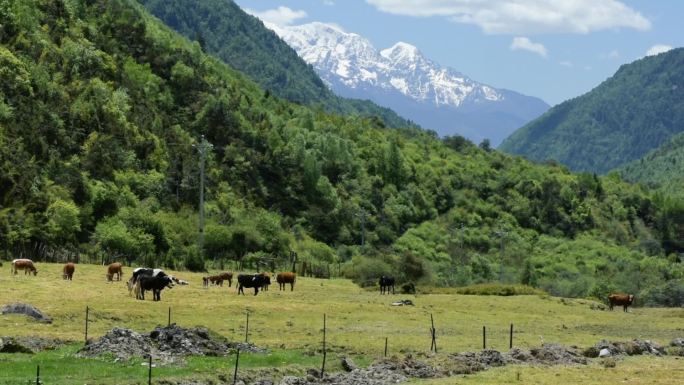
[0,262,683,384]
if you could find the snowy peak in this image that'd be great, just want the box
[267,22,504,107]
[380,42,422,63]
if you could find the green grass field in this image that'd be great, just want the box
[1,262,682,384]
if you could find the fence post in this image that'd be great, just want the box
[321,313,327,378]
[509,323,514,349]
[84,306,89,346]
[482,326,486,350]
[36,364,40,385]
[233,349,240,385]
[148,355,152,385]
[384,337,388,357]
[430,314,437,353]
[168,307,171,327]
[245,312,250,343]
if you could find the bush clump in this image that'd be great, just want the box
[456,284,545,296]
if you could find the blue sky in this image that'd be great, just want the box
[235,0,682,106]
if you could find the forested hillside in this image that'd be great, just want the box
[619,132,684,197]
[500,48,684,174]
[0,0,682,304]
[137,0,414,129]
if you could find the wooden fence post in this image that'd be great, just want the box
[36,364,40,385]
[84,306,89,346]
[245,312,250,343]
[148,355,152,385]
[430,314,437,353]
[483,326,486,350]
[168,307,171,327]
[509,323,514,349]
[384,337,388,357]
[321,314,327,378]
[233,349,240,385]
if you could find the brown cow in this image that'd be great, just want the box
[106,262,123,281]
[276,272,296,291]
[203,272,233,288]
[62,262,75,280]
[11,259,37,276]
[608,293,635,312]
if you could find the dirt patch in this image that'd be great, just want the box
[0,336,66,353]
[1,303,52,323]
[78,324,265,365]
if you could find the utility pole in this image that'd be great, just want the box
[194,135,212,261]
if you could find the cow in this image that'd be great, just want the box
[106,262,123,281]
[128,268,169,298]
[136,274,173,301]
[237,273,270,296]
[379,276,395,295]
[276,272,296,291]
[62,262,75,280]
[11,259,37,276]
[261,272,272,291]
[203,272,233,288]
[608,293,635,312]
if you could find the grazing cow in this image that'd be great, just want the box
[608,293,635,312]
[237,273,270,296]
[203,272,233,288]
[379,276,395,295]
[62,262,75,280]
[11,259,37,276]
[106,262,123,281]
[276,272,296,291]
[136,275,173,301]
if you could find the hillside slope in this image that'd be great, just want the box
[500,48,684,173]
[136,0,414,129]
[0,0,681,301]
[619,132,684,196]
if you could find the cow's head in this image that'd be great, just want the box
[629,294,635,303]
[32,269,38,276]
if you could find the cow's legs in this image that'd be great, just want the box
[254,287,259,296]
[290,282,294,291]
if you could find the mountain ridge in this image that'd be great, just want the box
[268,21,549,145]
[500,48,684,173]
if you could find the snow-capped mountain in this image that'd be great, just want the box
[267,22,549,146]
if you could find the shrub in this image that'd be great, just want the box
[456,284,545,296]
[347,256,394,288]
[640,279,684,307]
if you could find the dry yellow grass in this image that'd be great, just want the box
[1,262,682,356]
[412,356,684,385]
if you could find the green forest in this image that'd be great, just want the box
[620,132,684,197]
[500,48,684,174]
[0,0,682,306]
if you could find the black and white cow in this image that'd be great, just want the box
[136,274,174,301]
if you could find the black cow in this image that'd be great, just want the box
[379,276,395,295]
[137,275,173,301]
[237,273,271,296]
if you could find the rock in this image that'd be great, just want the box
[594,339,664,357]
[341,356,357,372]
[279,376,306,385]
[599,348,611,357]
[670,338,684,347]
[1,303,52,323]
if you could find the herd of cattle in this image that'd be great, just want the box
[9,258,297,301]
[9,259,637,310]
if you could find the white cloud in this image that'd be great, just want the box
[510,37,547,57]
[365,0,651,34]
[245,6,307,26]
[559,60,573,67]
[645,44,673,57]
[323,0,335,5]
